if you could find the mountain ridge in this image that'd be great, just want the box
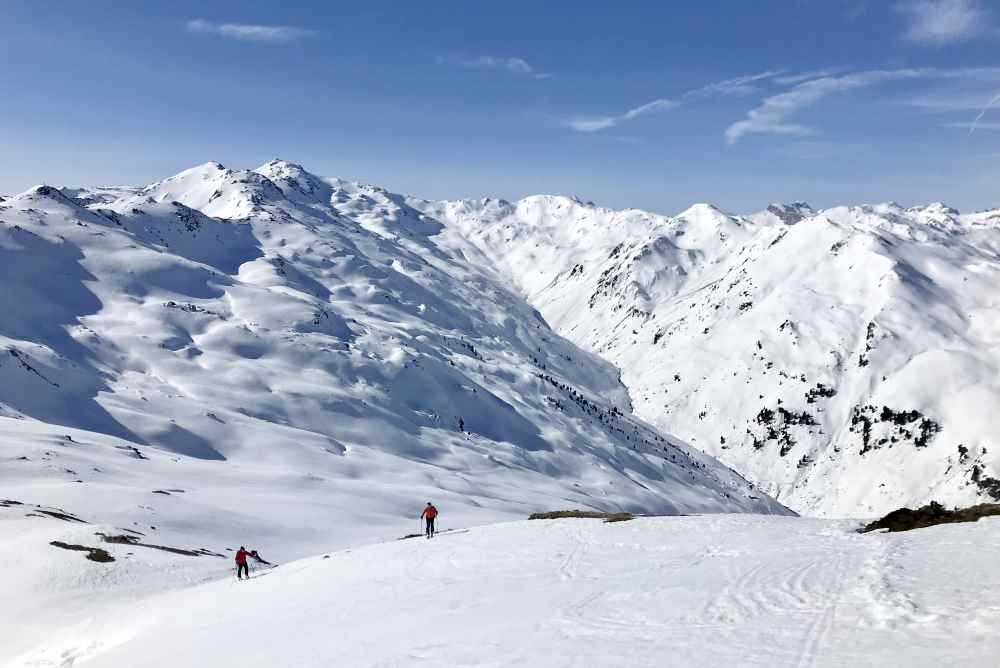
[8,157,997,519]
[0,159,783,536]
[414,185,1000,516]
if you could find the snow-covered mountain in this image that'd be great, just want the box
[1,161,797,660]
[4,159,999,665]
[8,157,994,525]
[417,194,1000,517]
[0,163,780,533]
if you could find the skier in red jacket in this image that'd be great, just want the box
[235,546,251,579]
[421,503,439,538]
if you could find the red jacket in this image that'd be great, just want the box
[235,549,249,565]
[422,505,438,520]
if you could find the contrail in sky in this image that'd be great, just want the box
[969,91,1000,135]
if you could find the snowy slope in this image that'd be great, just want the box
[0,161,780,516]
[418,195,1000,516]
[12,515,1000,668]
[0,161,787,660]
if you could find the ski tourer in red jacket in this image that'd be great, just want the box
[421,503,438,538]
[235,546,251,579]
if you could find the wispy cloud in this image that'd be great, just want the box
[565,99,678,132]
[563,69,783,133]
[186,18,315,42]
[906,92,997,111]
[564,65,1000,140]
[773,67,848,86]
[726,67,1000,143]
[443,55,551,79]
[726,71,914,144]
[906,87,1000,134]
[684,70,786,99]
[895,0,994,46]
[943,120,1000,129]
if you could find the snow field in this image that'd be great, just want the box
[11,515,1000,667]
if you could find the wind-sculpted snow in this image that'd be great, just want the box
[420,194,1000,517]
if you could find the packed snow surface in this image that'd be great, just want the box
[11,515,1000,667]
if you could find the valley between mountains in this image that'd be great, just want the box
[2,159,998,665]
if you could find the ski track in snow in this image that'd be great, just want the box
[8,513,1000,667]
[14,514,980,668]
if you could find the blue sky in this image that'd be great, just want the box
[2,0,1000,213]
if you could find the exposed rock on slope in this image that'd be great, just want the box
[419,194,1000,516]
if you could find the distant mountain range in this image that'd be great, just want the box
[4,158,996,521]
[416,191,1000,515]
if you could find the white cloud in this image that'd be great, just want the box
[943,121,1000,129]
[895,0,993,45]
[726,67,1000,143]
[906,92,997,111]
[905,85,1000,134]
[684,70,786,99]
[186,18,315,42]
[563,69,782,133]
[773,67,849,85]
[726,70,917,143]
[565,99,677,132]
[449,55,551,79]
[562,64,1000,141]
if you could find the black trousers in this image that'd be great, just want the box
[425,517,435,536]
[237,563,249,578]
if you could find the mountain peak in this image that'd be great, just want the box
[915,201,959,216]
[11,184,78,207]
[254,159,330,202]
[675,202,731,221]
[155,161,231,187]
[32,185,70,200]
[257,158,309,175]
[765,201,815,225]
